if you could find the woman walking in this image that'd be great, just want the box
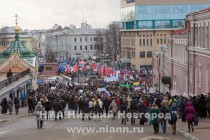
[185,101,195,132]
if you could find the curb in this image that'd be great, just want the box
[167,125,199,140]
[0,114,32,124]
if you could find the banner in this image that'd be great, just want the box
[118,84,131,89]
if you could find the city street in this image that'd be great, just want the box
[0,114,186,140]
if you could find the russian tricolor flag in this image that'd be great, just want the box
[102,89,110,96]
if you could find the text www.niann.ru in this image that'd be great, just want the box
[66,125,144,134]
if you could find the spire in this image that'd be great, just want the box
[14,14,20,33]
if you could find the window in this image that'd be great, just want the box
[85,46,87,50]
[127,51,131,59]
[160,39,163,44]
[90,45,93,50]
[74,46,77,50]
[157,39,159,44]
[91,38,92,42]
[147,51,152,58]
[150,39,152,46]
[164,39,166,44]
[85,38,87,42]
[80,38,82,42]
[80,46,82,50]
[143,39,145,46]
[139,39,142,46]
[74,38,77,42]
[147,39,149,46]
[140,51,145,58]
[198,63,202,87]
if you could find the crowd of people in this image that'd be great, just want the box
[1,69,210,134]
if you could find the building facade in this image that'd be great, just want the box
[121,0,210,30]
[167,7,210,96]
[187,8,210,95]
[121,29,172,69]
[45,23,105,59]
[0,27,34,52]
[168,29,188,96]
[120,0,210,70]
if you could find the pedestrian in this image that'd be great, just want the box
[1,98,8,114]
[185,100,195,132]
[159,103,169,133]
[138,100,147,125]
[150,103,160,134]
[206,92,210,118]
[94,101,101,121]
[6,69,13,83]
[109,99,118,120]
[121,96,128,125]
[169,102,178,134]
[14,97,20,115]
[130,97,138,125]
[7,98,13,114]
[45,99,52,120]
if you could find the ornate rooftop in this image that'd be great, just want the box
[0,15,36,67]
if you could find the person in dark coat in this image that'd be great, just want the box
[130,97,138,125]
[82,98,90,120]
[94,101,101,121]
[206,92,210,118]
[192,96,199,126]
[103,97,111,116]
[59,98,66,119]
[28,96,34,113]
[45,99,52,120]
[185,101,195,132]
[138,100,147,125]
[160,103,169,133]
[78,96,83,114]
[7,69,13,83]
[14,97,20,114]
[198,94,207,118]
[121,97,128,125]
[52,99,62,121]
[1,98,8,114]
[170,102,178,135]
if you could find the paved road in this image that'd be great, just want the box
[0,115,187,140]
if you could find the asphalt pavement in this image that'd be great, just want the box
[0,113,187,140]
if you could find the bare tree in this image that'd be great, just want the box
[104,22,121,61]
[46,46,56,62]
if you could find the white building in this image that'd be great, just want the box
[45,22,105,59]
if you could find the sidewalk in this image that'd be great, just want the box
[173,118,210,140]
[0,107,32,123]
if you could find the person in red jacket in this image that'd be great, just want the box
[185,100,195,132]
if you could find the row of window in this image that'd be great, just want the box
[124,50,153,59]
[74,45,95,51]
[121,32,167,37]
[74,37,99,43]
[139,39,153,47]
[140,51,153,58]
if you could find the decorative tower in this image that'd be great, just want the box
[0,15,36,67]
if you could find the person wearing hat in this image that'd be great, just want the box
[169,102,178,134]
[150,103,160,134]
[35,101,44,129]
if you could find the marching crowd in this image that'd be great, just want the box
[1,78,210,134]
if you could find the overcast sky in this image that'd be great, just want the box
[0,0,120,30]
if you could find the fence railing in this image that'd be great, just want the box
[0,69,31,90]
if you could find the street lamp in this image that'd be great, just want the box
[154,51,161,93]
